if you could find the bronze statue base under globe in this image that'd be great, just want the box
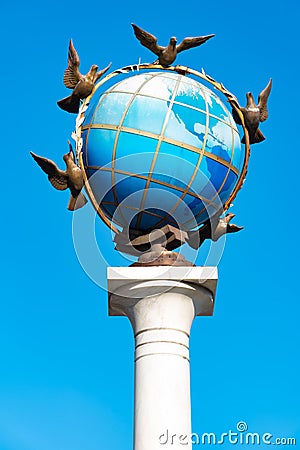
[114,224,193,266]
[131,248,194,267]
[114,224,187,255]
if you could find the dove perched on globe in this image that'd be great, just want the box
[187,213,243,249]
[30,142,88,211]
[232,78,272,144]
[131,23,215,67]
[57,39,112,113]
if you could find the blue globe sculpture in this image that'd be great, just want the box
[81,71,245,232]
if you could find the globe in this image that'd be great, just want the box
[81,71,245,232]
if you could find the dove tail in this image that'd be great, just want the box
[252,128,266,144]
[68,192,88,211]
[57,95,80,114]
[241,128,266,144]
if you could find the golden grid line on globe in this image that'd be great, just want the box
[76,63,250,234]
[148,73,211,230]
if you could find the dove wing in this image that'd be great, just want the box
[231,106,244,125]
[94,62,112,83]
[177,34,215,53]
[30,152,68,191]
[258,78,272,122]
[231,107,242,125]
[131,23,163,55]
[63,39,82,89]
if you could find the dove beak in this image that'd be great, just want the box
[67,140,75,160]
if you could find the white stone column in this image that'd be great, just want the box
[107,266,217,450]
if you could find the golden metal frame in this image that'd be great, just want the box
[87,165,220,206]
[80,125,239,176]
[76,63,250,233]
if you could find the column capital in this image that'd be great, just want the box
[107,266,218,318]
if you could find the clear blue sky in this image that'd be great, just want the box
[1,0,299,448]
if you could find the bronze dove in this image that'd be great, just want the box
[232,78,272,144]
[187,213,243,249]
[131,23,214,67]
[57,39,112,113]
[30,142,88,211]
